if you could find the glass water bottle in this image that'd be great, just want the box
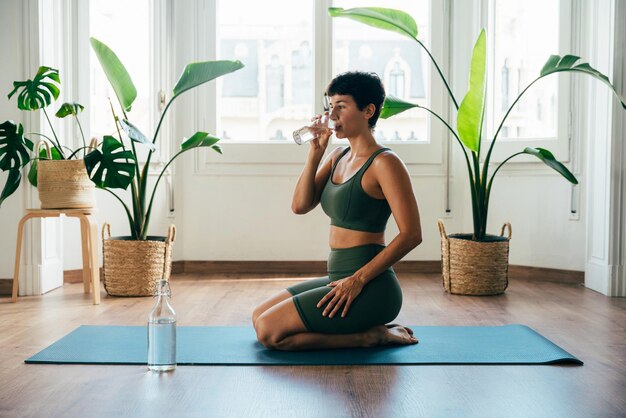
[147,279,176,372]
[293,94,335,145]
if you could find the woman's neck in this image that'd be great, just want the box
[346,131,379,157]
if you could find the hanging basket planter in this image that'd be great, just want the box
[102,223,176,297]
[36,140,96,209]
[438,219,512,296]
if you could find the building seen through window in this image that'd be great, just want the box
[490,0,560,140]
[333,0,430,142]
[217,0,430,142]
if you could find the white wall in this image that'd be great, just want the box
[3,0,616,281]
[0,0,26,279]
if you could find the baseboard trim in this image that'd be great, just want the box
[0,278,12,296]
[508,265,584,285]
[175,260,442,276]
[0,261,584,295]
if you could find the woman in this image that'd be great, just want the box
[252,71,422,351]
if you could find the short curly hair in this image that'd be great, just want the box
[326,71,386,129]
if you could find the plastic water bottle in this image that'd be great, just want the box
[292,114,335,145]
[147,279,176,372]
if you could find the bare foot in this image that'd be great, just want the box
[386,323,414,336]
[369,325,418,346]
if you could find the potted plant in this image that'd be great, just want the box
[329,7,626,295]
[87,37,243,296]
[0,66,95,208]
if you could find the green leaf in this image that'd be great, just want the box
[55,102,84,118]
[0,169,21,207]
[28,145,63,187]
[90,37,137,112]
[0,121,31,171]
[540,54,626,109]
[172,61,244,98]
[457,29,487,153]
[7,66,60,111]
[211,144,223,154]
[380,95,420,119]
[119,119,156,151]
[84,135,136,189]
[180,132,220,151]
[523,147,578,184]
[328,7,417,41]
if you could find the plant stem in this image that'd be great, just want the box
[74,115,87,158]
[109,97,142,237]
[152,98,175,146]
[25,132,55,145]
[486,152,525,196]
[141,145,193,239]
[42,109,65,159]
[139,95,176,234]
[471,151,483,239]
[100,187,137,239]
[141,152,179,239]
[417,104,474,190]
[67,146,94,160]
[484,77,542,171]
[416,39,459,110]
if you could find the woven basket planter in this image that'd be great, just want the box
[37,141,95,209]
[102,223,176,297]
[438,219,512,296]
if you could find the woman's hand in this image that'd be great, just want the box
[309,112,333,151]
[317,275,365,318]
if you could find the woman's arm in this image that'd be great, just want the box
[352,151,422,280]
[291,118,339,214]
[319,152,422,317]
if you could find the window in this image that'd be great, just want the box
[87,0,170,164]
[216,0,314,142]
[89,0,152,141]
[200,0,447,172]
[485,0,572,161]
[332,0,430,143]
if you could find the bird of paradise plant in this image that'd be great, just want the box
[329,7,626,240]
[85,37,243,240]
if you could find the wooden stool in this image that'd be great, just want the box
[12,209,100,305]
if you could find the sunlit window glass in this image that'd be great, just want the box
[490,0,559,139]
[89,0,152,142]
[333,0,430,143]
[216,1,314,142]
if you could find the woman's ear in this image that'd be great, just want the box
[364,103,376,120]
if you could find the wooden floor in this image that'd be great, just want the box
[0,273,625,418]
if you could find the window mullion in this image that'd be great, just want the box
[314,0,333,114]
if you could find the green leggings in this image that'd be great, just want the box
[286,244,402,334]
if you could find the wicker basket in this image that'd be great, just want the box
[438,219,512,296]
[36,141,95,209]
[102,223,176,297]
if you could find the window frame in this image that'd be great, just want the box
[196,0,449,176]
[74,0,173,169]
[481,0,574,164]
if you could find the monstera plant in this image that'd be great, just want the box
[0,66,90,206]
[86,37,244,239]
[329,7,626,241]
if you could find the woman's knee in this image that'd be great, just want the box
[254,314,281,349]
[251,305,264,326]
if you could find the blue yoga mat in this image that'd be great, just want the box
[25,325,582,365]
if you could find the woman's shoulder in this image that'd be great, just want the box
[327,146,350,163]
[375,147,403,164]
[372,148,408,174]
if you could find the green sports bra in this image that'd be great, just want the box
[320,147,392,233]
